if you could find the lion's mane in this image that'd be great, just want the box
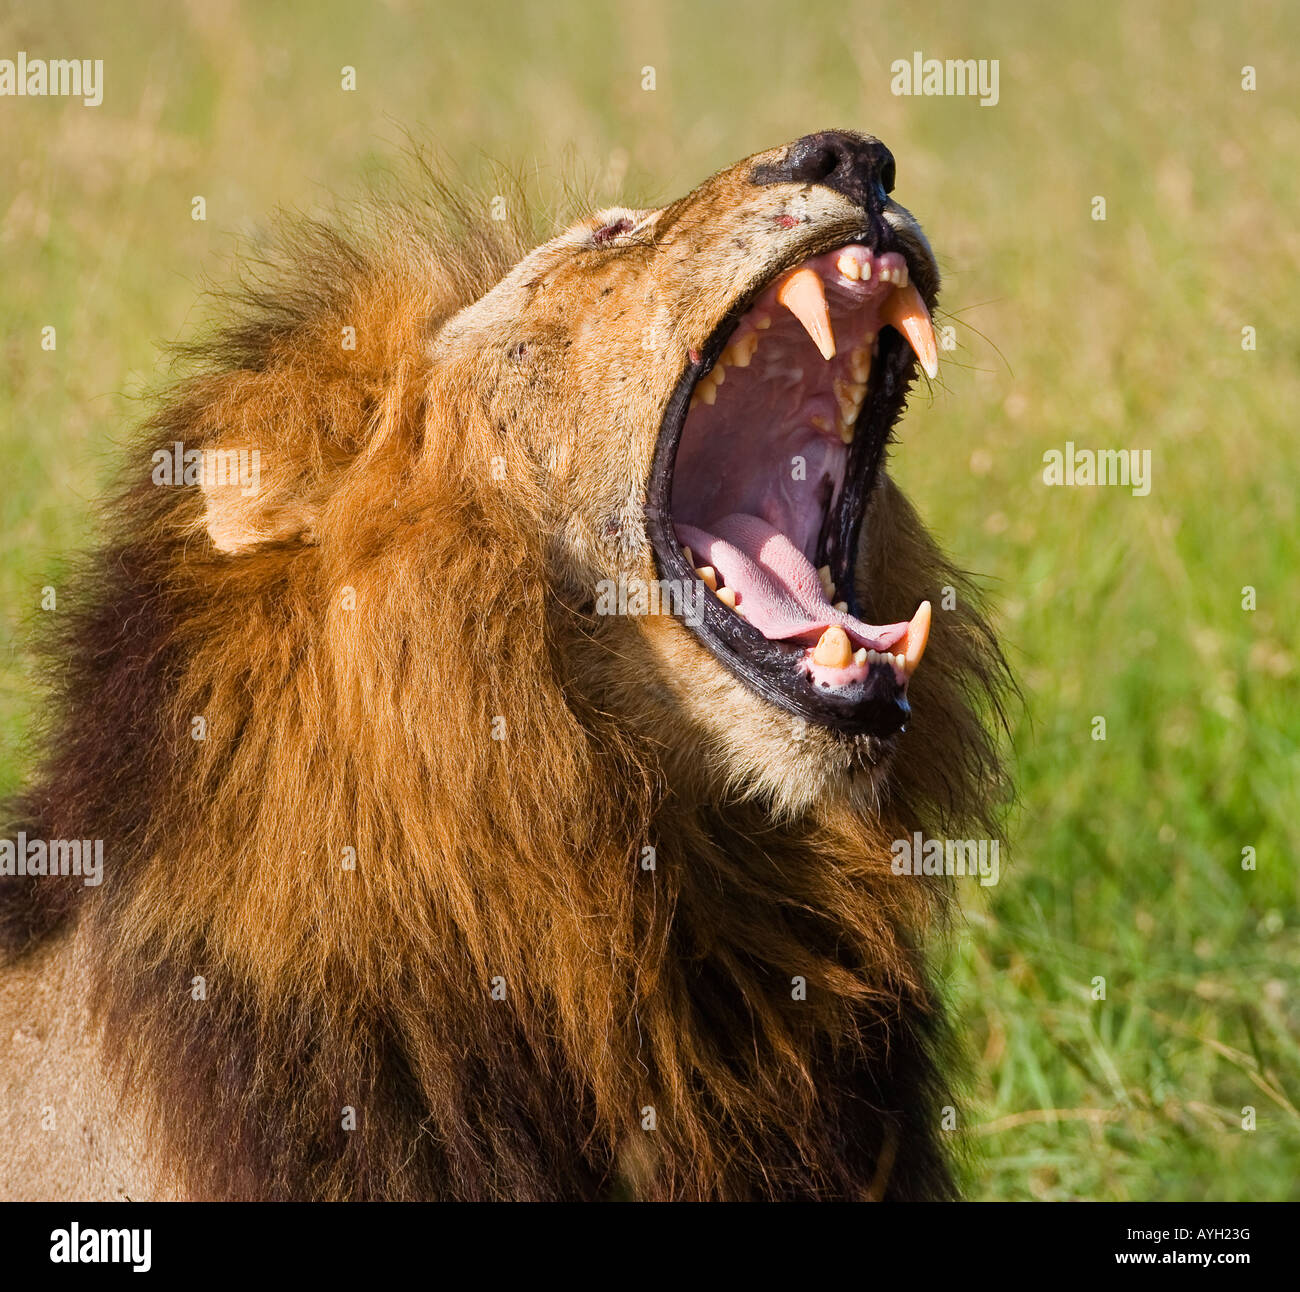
[1,186,1010,1200]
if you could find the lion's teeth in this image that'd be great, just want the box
[836,252,861,281]
[849,344,872,384]
[903,600,932,675]
[832,600,848,613]
[697,373,718,405]
[682,546,694,567]
[835,377,867,442]
[817,564,835,600]
[881,283,939,379]
[775,267,836,360]
[726,332,759,368]
[716,586,737,608]
[812,625,852,668]
[695,565,717,591]
[852,647,868,665]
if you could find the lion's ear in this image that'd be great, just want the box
[192,445,320,554]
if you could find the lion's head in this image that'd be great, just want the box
[3,131,1009,1201]
[199,130,993,818]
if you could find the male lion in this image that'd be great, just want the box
[0,131,1007,1201]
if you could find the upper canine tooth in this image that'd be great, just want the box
[836,251,861,281]
[903,600,932,675]
[881,283,939,379]
[812,625,852,668]
[775,267,836,360]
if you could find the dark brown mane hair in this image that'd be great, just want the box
[1,177,1011,1200]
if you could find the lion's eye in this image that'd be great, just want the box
[592,218,633,245]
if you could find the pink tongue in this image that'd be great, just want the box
[675,515,906,650]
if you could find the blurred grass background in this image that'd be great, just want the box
[2,0,1297,1200]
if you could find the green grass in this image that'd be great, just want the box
[2,0,1297,1199]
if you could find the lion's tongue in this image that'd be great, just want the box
[675,515,907,650]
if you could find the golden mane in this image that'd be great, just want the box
[1,175,1011,1200]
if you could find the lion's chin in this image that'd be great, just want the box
[634,618,900,818]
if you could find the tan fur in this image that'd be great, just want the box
[1,139,1009,1200]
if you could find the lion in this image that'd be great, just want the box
[0,130,1008,1201]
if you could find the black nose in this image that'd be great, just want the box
[751,130,896,211]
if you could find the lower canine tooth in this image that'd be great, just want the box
[813,625,852,668]
[903,600,932,675]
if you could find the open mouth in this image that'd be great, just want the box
[645,239,938,736]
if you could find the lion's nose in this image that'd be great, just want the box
[751,130,897,211]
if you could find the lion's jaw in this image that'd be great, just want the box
[429,131,944,813]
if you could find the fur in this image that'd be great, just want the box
[0,143,1010,1200]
